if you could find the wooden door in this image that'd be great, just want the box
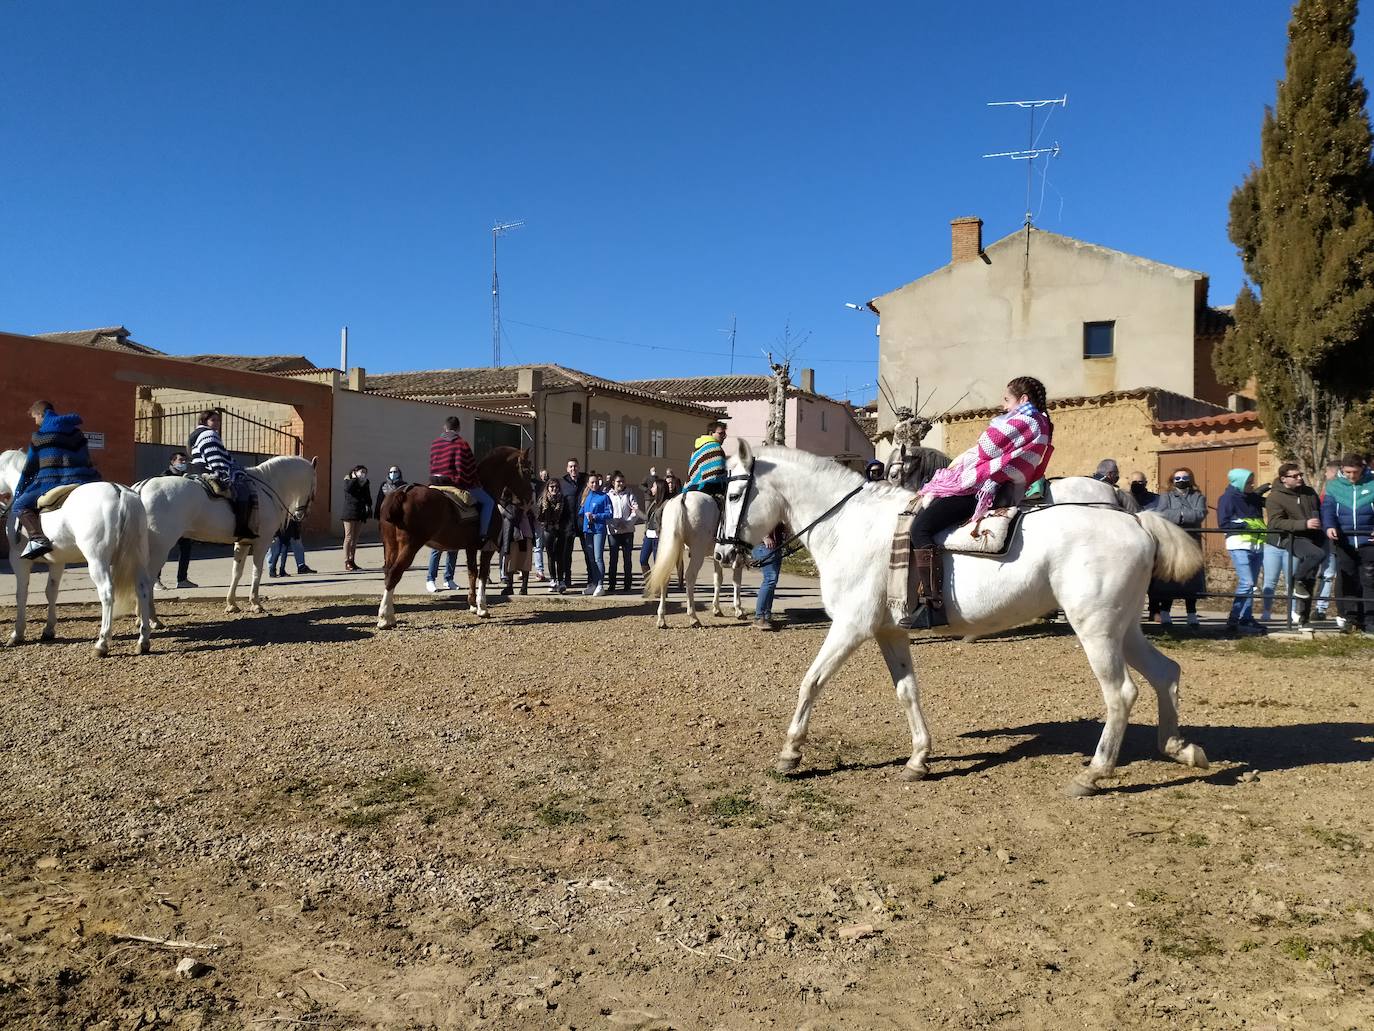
[1156,444,1260,555]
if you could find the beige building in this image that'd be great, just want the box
[366,364,725,486]
[870,218,1234,451]
[621,370,875,467]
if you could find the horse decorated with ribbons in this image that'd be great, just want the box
[138,456,317,625]
[376,446,533,628]
[717,440,1209,797]
[1,450,153,657]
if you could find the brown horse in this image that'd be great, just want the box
[376,446,533,628]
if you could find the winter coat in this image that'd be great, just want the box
[606,488,640,534]
[342,476,373,521]
[1265,479,1323,547]
[429,430,477,488]
[13,411,100,510]
[1216,484,1266,550]
[580,489,613,533]
[188,425,242,484]
[375,475,406,515]
[1320,470,1374,539]
[643,494,670,536]
[1152,487,1207,539]
[537,491,568,531]
[559,473,586,532]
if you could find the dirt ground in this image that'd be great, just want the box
[1,596,1372,1030]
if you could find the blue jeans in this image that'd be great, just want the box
[467,486,496,537]
[428,549,458,582]
[1318,549,1338,611]
[1261,542,1289,619]
[639,534,659,568]
[586,528,606,587]
[608,532,634,590]
[267,536,306,573]
[1227,548,1261,624]
[752,543,782,618]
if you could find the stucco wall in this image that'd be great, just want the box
[793,395,875,462]
[876,231,1201,434]
[331,392,531,532]
[538,391,716,485]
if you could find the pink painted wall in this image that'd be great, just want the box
[720,396,873,462]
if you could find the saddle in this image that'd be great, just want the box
[36,484,81,512]
[188,472,231,500]
[430,484,479,521]
[887,497,1027,625]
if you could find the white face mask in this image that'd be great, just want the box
[389,471,400,481]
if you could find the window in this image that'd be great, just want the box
[591,416,608,451]
[623,422,640,455]
[650,427,665,458]
[571,401,583,424]
[820,408,828,432]
[1083,321,1115,359]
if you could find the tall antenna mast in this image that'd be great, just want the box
[491,220,524,367]
[983,95,1066,242]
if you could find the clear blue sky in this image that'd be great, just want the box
[5,1,1370,404]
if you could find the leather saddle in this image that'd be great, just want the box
[430,484,479,521]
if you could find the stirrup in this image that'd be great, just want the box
[20,537,54,560]
[898,602,947,630]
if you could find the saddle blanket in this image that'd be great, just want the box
[36,484,81,512]
[188,473,231,499]
[430,484,478,520]
[887,501,1024,623]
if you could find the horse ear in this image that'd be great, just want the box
[310,456,318,468]
[736,437,754,466]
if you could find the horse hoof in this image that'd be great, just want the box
[474,608,490,619]
[136,638,151,655]
[150,618,165,631]
[689,620,703,629]
[225,604,240,614]
[39,628,55,642]
[92,643,109,659]
[377,619,395,630]
[1177,744,1208,769]
[711,609,724,619]
[251,605,267,615]
[774,756,801,775]
[5,634,21,648]
[1064,779,1099,798]
[899,764,928,782]
[656,619,668,630]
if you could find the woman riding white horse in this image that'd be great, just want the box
[1,444,153,658]
[717,438,1209,796]
[138,455,316,624]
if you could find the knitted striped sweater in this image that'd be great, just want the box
[429,431,478,489]
[687,435,727,489]
[189,425,244,484]
[14,411,100,507]
[920,402,1054,520]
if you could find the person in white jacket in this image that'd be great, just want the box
[605,471,642,593]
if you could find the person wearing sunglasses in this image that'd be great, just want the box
[1149,467,1207,627]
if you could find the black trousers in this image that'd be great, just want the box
[1331,539,1374,628]
[175,538,193,581]
[1286,535,1327,585]
[910,494,978,550]
[543,528,567,585]
[560,528,579,585]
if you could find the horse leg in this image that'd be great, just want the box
[469,549,490,618]
[1065,634,1140,797]
[1122,624,1208,770]
[248,546,269,614]
[41,563,65,640]
[87,560,115,658]
[655,584,670,629]
[225,544,248,613]
[685,551,706,628]
[8,558,32,646]
[710,559,724,618]
[377,531,417,630]
[875,628,932,780]
[775,622,865,774]
[135,568,153,655]
[732,558,746,619]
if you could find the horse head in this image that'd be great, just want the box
[478,446,534,506]
[717,438,782,562]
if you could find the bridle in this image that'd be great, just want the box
[716,458,867,567]
[247,468,313,524]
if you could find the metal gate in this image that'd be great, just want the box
[134,406,302,480]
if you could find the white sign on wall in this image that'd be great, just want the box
[86,432,105,450]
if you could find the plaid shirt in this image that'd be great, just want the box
[920,402,1054,520]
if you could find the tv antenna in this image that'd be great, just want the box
[717,314,738,373]
[983,95,1066,237]
[491,220,524,367]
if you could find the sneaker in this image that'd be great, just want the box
[1186,613,1200,628]
[1315,606,1328,620]
[177,578,198,589]
[582,585,596,596]
[1293,582,1311,600]
[592,584,607,597]
[444,578,458,592]
[753,616,776,631]
[296,565,317,574]
[269,569,280,578]
[1159,612,1173,626]
[426,580,439,594]
[1335,615,1348,630]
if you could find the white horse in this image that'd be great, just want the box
[717,441,1209,796]
[0,450,153,657]
[642,491,746,628]
[138,456,317,624]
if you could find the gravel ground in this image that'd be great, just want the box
[1,596,1371,1030]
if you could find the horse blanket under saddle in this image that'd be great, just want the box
[886,497,1026,623]
[36,483,82,512]
[188,472,232,499]
[430,484,479,521]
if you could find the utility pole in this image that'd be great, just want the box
[491,220,524,367]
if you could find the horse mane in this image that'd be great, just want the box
[755,445,909,499]
[251,455,309,475]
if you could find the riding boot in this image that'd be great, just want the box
[898,547,948,630]
[232,486,257,541]
[519,571,529,595]
[501,573,514,596]
[16,510,53,560]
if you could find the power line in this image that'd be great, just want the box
[504,318,876,363]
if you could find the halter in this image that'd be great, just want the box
[247,468,314,523]
[716,459,867,567]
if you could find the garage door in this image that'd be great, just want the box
[1156,444,1260,555]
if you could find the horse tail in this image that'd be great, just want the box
[1138,511,1204,583]
[111,487,151,617]
[643,495,686,599]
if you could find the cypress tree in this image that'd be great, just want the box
[1214,0,1374,473]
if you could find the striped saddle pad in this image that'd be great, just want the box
[887,500,1025,622]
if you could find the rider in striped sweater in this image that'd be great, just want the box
[188,410,258,540]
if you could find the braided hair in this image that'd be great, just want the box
[1006,375,1052,433]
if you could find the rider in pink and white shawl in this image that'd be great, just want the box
[898,375,1054,630]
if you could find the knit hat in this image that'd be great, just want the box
[1226,468,1253,492]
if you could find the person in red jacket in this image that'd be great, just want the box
[429,415,495,537]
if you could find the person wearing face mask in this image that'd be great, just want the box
[375,465,406,515]
[341,465,373,571]
[158,450,197,589]
[1128,472,1158,510]
[1149,467,1207,628]
[1321,453,1374,636]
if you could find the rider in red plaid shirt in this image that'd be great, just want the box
[430,415,495,537]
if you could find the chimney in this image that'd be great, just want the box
[800,368,815,393]
[346,366,365,392]
[517,368,543,395]
[950,216,983,264]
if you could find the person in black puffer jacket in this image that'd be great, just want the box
[341,465,373,571]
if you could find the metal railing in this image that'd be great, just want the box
[135,405,302,457]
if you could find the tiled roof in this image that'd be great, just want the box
[183,355,319,374]
[366,364,725,416]
[1155,409,1261,433]
[620,374,820,400]
[37,326,163,356]
[942,388,1228,423]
